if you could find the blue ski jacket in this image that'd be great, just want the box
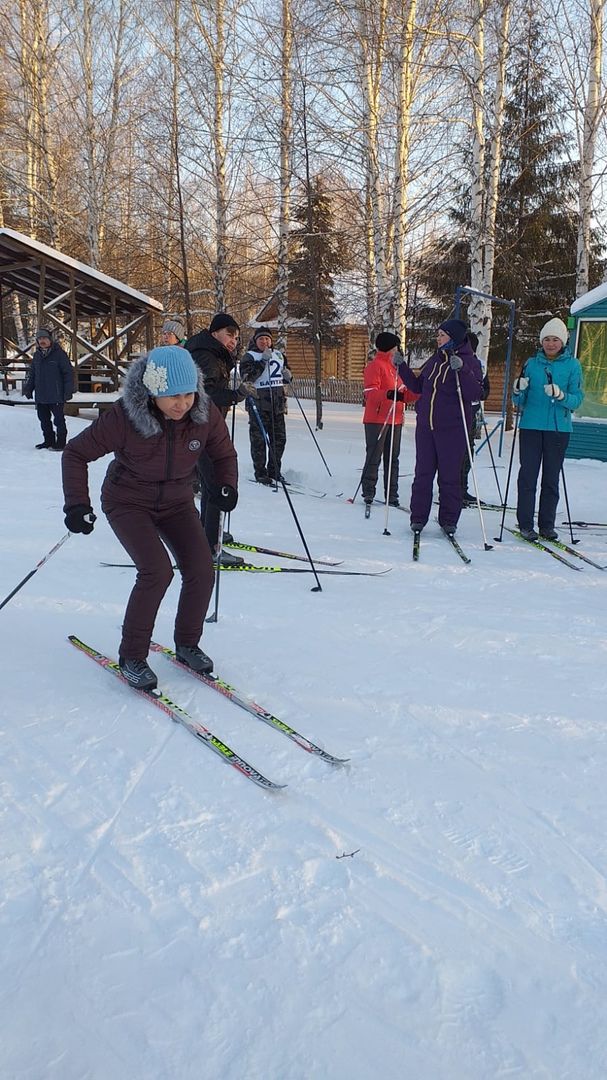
[513,347,583,432]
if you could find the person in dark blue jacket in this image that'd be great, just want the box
[399,318,483,535]
[512,318,584,541]
[22,329,74,450]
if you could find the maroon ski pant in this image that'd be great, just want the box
[410,422,467,529]
[105,499,214,660]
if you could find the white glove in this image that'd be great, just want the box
[544,383,564,400]
[513,376,529,393]
[261,348,273,361]
[282,368,293,383]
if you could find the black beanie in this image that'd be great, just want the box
[253,326,273,344]
[209,312,240,334]
[375,331,400,352]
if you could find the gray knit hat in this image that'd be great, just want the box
[162,317,186,341]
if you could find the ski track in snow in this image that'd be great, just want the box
[2,402,607,1079]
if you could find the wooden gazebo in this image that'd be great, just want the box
[0,228,162,390]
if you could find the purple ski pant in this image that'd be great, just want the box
[105,500,214,660]
[410,422,467,529]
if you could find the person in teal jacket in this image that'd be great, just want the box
[512,317,584,541]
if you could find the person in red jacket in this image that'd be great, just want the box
[61,346,238,691]
[361,331,418,508]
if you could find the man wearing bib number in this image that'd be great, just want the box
[240,327,293,484]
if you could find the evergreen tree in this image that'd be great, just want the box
[418,16,604,363]
[492,16,578,353]
[288,177,350,347]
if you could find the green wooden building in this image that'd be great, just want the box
[567,284,607,460]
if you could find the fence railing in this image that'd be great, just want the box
[291,378,364,405]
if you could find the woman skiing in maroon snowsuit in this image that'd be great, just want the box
[399,319,483,535]
[62,346,238,691]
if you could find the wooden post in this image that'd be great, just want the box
[110,293,118,389]
[0,288,6,393]
[69,270,78,388]
[37,260,46,329]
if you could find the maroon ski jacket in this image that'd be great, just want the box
[62,357,237,513]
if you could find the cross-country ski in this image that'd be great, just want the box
[150,642,348,765]
[68,636,285,790]
[100,561,390,577]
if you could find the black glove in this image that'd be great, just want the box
[208,484,238,512]
[237,381,258,401]
[64,504,96,534]
[386,389,404,401]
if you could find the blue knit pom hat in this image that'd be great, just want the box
[438,319,468,347]
[142,346,198,397]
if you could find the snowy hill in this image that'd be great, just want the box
[1,399,607,1080]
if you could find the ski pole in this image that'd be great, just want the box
[479,408,504,504]
[383,367,400,536]
[0,533,70,613]
[288,381,333,476]
[206,511,225,623]
[455,372,493,550]
[248,399,323,592]
[545,368,577,545]
[348,403,395,503]
[494,367,526,543]
[225,365,239,540]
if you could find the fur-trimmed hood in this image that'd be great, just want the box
[121,354,210,438]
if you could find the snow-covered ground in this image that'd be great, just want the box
[1,397,607,1080]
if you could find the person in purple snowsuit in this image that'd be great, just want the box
[399,319,483,535]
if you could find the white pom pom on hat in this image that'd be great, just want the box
[539,317,568,346]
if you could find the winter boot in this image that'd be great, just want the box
[52,437,66,452]
[119,657,158,691]
[175,644,214,675]
[519,527,539,542]
[256,475,273,486]
[539,527,558,541]
[410,521,425,533]
[35,437,55,449]
[462,493,476,507]
[219,550,245,568]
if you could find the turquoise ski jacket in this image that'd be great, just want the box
[513,347,584,432]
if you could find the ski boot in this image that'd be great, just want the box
[119,657,158,691]
[175,644,214,675]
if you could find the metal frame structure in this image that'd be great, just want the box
[455,285,516,455]
[0,228,162,391]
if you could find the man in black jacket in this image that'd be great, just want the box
[185,313,257,565]
[23,329,74,450]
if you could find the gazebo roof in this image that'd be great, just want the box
[0,228,162,319]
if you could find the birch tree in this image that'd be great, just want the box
[276,0,293,349]
[15,0,60,243]
[191,0,229,312]
[575,0,605,296]
[461,0,511,363]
